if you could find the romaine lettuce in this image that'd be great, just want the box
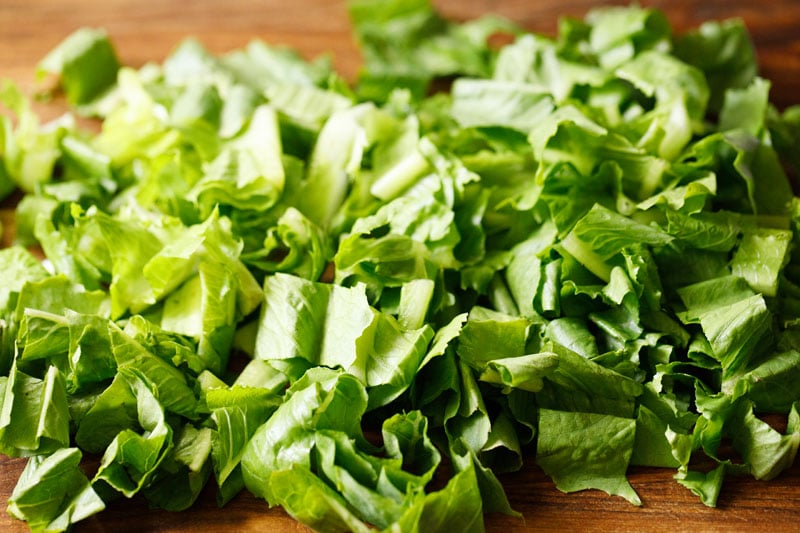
[2,2,799,531]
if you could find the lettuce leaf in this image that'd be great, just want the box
[38,28,120,106]
[537,408,641,504]
[7,448,105,531]
[0,364,70,457]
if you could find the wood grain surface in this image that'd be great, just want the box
[1,1,800,532]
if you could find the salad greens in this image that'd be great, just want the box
[1,1,800,530]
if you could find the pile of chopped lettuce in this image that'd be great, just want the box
[2,0,800,531]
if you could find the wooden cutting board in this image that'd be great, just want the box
[1,1,800,531]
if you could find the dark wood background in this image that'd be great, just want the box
[1,1,799,531]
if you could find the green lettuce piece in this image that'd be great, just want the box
[492,33,610,104]
[140,214,222,303]
[544,318,598,358]
[333,227,434,294]
[730,227,792,297]
[769,105,800,177]
[169,82,223,139]
[221,39,333,93]
[536,162,620,238]
[294,104,369,229]
[640,380,697,432]
[529,106,671,203]
[0,130,14,201]
[381,410,441,486]
[736,349,800,413]
[66,311,117,386]
[7,448,105,532]
[266,466,373,533]
[338,137,479,283]
[14,195,59,246]
[122,315,206,376]
[560,203,673,281]
[254,273,374,374]
[158,38,229,88]
[38,27,120,106]
[14,275,110,323]
[109,324,198,419]
[32,213,104,292]
[159,264,236,375]
[89,66,176,165]
[638,172,717,214]
[673,18,757,113]
[231,358,301,392]
[680,130,793,216]
[398,278,436,330]
[443,357,524,476]
[208,386,280,491]
[456,307,531,370]
[444,361,491,455]
[312,431,412,528]
[107,210,261,374]
[294,99,431,232]
[18,310,116,392]
[674,463,727,507]
[630,404,681,468]
[588,264,645,344]
[536,341,643,418]
[410,316,466,431]
[479,352,559,393]
[241,369,368,503]
[719,77,770,135]
[505,223,558,318]
[365,313,434,409]
[0,247,51,373]
[367,113,430,203]
[0,364,70,457]
[218,84,261,139]
[243,206,332,281]
[256,273,435,408]
[662,209,741,252]
[615,50,709,160]
[243,364,492,531]
[189,105,285,217]
[89,209,164,317]
[0,81,69,194]
[0,247,50,312]
[677,276,773,378]
[653,245,729,290]
[74,374,137,453]
[264,81,352,135]
[450,79,554,132]
[691,384,740,463]
[349,0,515,101]
[451,435,519,514]
[92,370,174,498]
[729,399,800,480]
[583,5,671,69]
[142,424,213,511]
[393,451,485,533]
[684,390,799,495]
[51,133,117,210]
[17,309,71,365]
[537,408,641,504]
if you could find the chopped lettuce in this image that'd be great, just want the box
[348,0,517,101]
[1,1,800,531]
